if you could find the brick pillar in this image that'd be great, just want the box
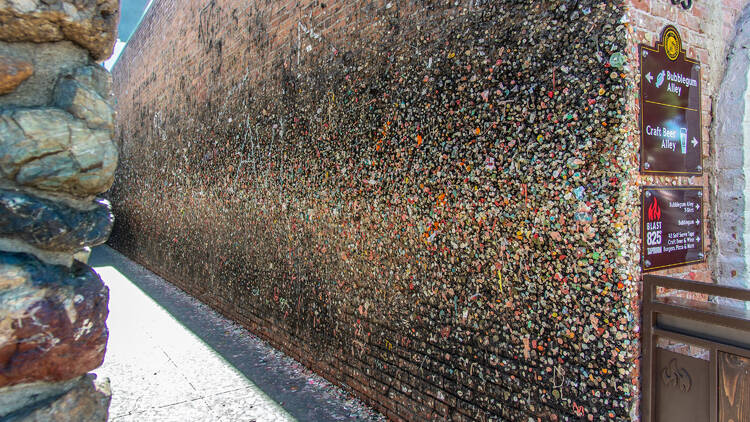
[711,5,750,291]
[0,1,120,420]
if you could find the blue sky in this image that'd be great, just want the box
[103,0,153,70]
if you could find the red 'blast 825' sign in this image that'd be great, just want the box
[642,187,704,271]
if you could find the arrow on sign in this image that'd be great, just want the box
[645,72,653,83]
[691,137,698,147]
[696,219,701,225]
[696,236,701,242]
[696,204,700,210]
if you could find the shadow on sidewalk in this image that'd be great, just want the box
[90,245,382,422]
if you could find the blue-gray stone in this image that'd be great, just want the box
[0,190,113,253]
[54,78,114,131]
[0,109,117,197]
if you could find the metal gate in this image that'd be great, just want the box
[642,274,750,422]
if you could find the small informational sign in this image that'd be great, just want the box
[641,186,704,271]
[640,25,702,175]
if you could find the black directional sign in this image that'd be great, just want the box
[641,186,704,272]
[640,26,702,175]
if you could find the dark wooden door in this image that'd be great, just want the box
[719,352,750,422]
[655,349,709,422]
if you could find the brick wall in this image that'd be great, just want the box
[626,0,750,287]
[622,0,750,417]
[104,1,716,420]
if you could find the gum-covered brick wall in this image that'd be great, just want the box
[110,1,639,420]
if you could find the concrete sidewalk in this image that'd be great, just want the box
[90,246,384,422]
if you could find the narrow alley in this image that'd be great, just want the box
[90,246,384,422]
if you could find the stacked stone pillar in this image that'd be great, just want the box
[0,1,120,420]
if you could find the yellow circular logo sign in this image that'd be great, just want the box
[663,27,681,61]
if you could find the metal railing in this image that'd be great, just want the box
[642,274,750,422]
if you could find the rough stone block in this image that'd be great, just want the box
[71,66,113,103]
[2,374,110,422]
[0,252,109,387]
[72,247,91,264]
[0,189,113,254]
[0,377,80,417]
[0,0,119,61]
[54,77,114,131]
[3,108,70,163]
[0,54,32,95]
[0,108,117,197]
[14,151,80,188]
[0,41,88,109]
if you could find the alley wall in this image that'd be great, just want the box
[111,1,645,420]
